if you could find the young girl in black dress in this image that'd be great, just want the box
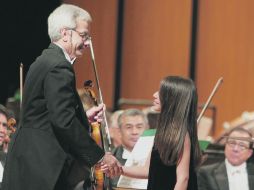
[122,76,202,190]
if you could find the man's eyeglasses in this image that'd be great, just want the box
[226,138,251,151]
[72,29,90,41]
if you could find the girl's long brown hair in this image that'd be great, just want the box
[154,76,201,167]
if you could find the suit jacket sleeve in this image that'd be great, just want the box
[197,167,211,190]
[44,63,104,167]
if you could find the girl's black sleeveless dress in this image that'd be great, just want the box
[147,148,198,190]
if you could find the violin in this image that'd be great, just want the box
[84,37,112,190]
[7,117,16,134]
[83,80,111,190]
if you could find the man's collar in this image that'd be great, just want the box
[122,147,132,159]
[53,42,76,64]
[225,159,247,173]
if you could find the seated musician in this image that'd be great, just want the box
[198,127,254,190]
[110,108,148,189]
[108,110,124,148]
[0,104,12,187]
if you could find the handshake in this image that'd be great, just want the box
[97,152,123,178]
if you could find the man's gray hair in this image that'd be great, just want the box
[118,108,148,128]
[48,4,92,42]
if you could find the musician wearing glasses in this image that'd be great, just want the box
[198,127,254,190]
[2,4,122,190]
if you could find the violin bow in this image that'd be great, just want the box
[197,77,223,124]
[20,63,23,107]
[88,37,112,151]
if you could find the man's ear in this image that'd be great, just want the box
[248,148,253,159]
[249,142,253,149]
[60,28,70,42]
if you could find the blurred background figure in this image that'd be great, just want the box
[0,105,13,153]
[0,104,15,188]
[109,108,148,189]
[108,110,124,148]
[142,107,157,129]
[0,106,8,154]
[198,127,254,190]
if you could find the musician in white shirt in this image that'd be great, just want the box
[198,127,254,190]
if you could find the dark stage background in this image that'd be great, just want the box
[0,0,60,104]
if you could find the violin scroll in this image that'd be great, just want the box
[7,117,16,133]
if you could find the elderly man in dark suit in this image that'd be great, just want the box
[198,127,254,190]
[2,4,121,190]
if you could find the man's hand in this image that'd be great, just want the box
[86,103,105,123]
[99,152,123,178]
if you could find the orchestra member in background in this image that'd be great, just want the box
[115,76,202,190]
[198,127,254,190]
[108,110,124,148]
[109,108,148,189]
[2,4,121,190]
[0,104,11,189]
[0,105,10,154]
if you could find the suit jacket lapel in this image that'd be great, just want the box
[214,162,229,190]
[48,43,90,130]
[247,163,254,189]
